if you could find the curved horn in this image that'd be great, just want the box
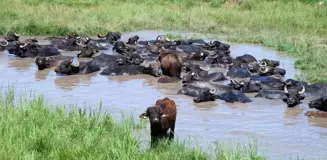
[20,42,27,48]
[209,88,216,94]
[284,86,289,93]
[259,66,269,73]
[199,65,210,71]
[260,61,267,67]
[14,32,20,37]
[70,59,79,67]
[97,33,106,38]
[231,78,241,85]
[0,40,9,47]
[298,85,306,94]
[76,40,86,47]
[147,42,154,46]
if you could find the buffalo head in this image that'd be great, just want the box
[54,59,80,75]
[35,56,53,70]
[127,35,139,45]
[193,88,217,103]
[5,31,20,42]
[282,85,306,107]
[141,62,162,77]
[139,106,167,124]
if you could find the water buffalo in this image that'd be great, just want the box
[116,52,144,65]
[99,62,162,77]
[182,71,227,85]
[251,75,285,90]
[97,31,121,44]
[89,53,118,68]
[157,49,183,78]
[308,96,327,112]
[255,86,305,107]
[255,90,288,100]
[112,41,136,54]
[232,54,257,68]
[202,40,230,51]
[259,66,286,77]
[177,84,217,103]
[226,67,251,78]
[35,55,73,70]
[285,79,327,98]
[182,61,209,76]
[217,90,252,103]
[77,43,99,58]
[5,31,20,42]
[51,38,81,51]
[205,53,233,68]
[283,85,306,107]
[139,97,177,147]
[55,59,100,75]
[126,35,139,45]
[259,59,280,68]
[8,42,61,58]
[230,78,262,93]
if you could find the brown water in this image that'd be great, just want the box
[1,30,326,160]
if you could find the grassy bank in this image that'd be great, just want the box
[0,0,326,82]
[0,87,265,159]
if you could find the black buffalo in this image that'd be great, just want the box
[255,86,306,107]
[5,31,20,42]
[116,52,145,65]
[182,71,227,85]
[55,59,100,75]
[35,55,73,70]
[8,42,61,58]
[126,35,140,45]
[177,84,217,103]
[226,67,251,78]
[217,90,252,103]
[285,79,327,98]
[97,32,121,44]
[308,96,327,112]
[89,53,117,68]
[230,78,262,93]
[99,62,162,77]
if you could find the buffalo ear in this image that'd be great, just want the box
[139,112,148,119]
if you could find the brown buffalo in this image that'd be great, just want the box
[139,97,177,147]
[157,48,183,78]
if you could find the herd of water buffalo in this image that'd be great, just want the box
[0,31,327,119]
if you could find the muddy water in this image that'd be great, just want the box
[1,30,326,159]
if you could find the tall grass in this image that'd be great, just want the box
[0,87,265,159]
[0,0,326,81]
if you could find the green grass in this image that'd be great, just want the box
[0,86,265,160]
[0,0,326,82]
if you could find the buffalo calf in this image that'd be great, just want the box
[139,97,177,147]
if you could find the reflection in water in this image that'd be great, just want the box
[54,73,97,91]
[308,117,327,128]
[35,69,51,81]
[283,107,303,119]
[0,31,325,160]
[8,57,35,71]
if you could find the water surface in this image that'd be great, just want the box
[1,30,326,160]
